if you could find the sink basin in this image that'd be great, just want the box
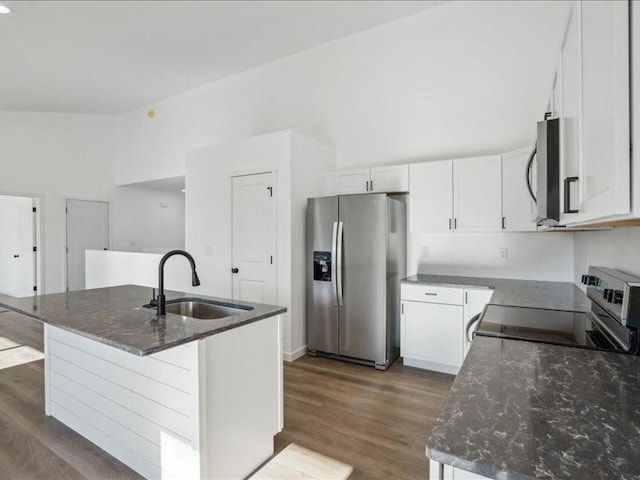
[164,298,253,320]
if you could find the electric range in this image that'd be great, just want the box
[472,266,640,354]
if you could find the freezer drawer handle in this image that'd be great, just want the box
[336,221,344,306]
[424,292,437,296]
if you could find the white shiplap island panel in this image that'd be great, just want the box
[44,314,283,479]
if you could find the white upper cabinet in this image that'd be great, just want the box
[553,0,631,225]
[335,168,370,195]
[579,0,630,221]
[453,155,503,232]
[558,2,582,223]
[410,156,502,233]
[369,165,409,193]
[409,161,454,233]
[502,146,537,232]
[335,165,409,195]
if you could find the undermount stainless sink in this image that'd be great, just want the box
[164,298,253,320]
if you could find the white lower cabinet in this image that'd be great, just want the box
[429,460,491,480]
[401,284,493,374]
[402,301,464,374]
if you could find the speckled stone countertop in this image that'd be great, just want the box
[427,336,640,479]
[402,274,591,311]
[0,285,286,356]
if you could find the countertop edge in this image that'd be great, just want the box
[400,279,494,290]
[0,300,287,356]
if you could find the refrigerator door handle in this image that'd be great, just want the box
[331,221,338,306]
[337,221,344,306]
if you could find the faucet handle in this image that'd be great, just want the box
[148,288,158,307]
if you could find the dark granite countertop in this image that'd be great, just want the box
[402,274,591,312]
[427,336,640,480]
[0,285,286,356]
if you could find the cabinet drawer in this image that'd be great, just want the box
[401,284,464,305]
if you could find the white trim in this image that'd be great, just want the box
[283,345,307,362]
[227,166,278,178]
[402,357,459,375]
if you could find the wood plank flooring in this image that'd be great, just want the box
[274,355,454,480]
[0,309,454,479]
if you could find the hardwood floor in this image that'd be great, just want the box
[0,309,454,479]
[274,355,454,480]
[0,310,141,480]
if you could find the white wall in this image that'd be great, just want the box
[115,1,571,184]
[573,228,640,284]
[409,232,575,282]
[85,250,193,292]
[186,131,334,358]
[0,111,188,294]
[0,111,116,294]
[112,186,185,252]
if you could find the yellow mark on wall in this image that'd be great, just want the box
[147,109,155,119]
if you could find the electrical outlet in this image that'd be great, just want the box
[499,247,508,261]
[421,246,430,258]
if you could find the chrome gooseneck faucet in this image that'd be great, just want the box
[158,250,201,316]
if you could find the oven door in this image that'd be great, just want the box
[587,303,635,354]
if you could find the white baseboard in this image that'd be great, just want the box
[283,345,307,362]
[402,357,460,375]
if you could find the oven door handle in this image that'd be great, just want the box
[466,312,482,343]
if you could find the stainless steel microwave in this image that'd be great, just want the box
[533,118,560,226]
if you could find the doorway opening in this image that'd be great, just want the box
[0,194,41,298]
[66,199,109,292]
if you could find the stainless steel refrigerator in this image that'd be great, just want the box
[306,194,406,370]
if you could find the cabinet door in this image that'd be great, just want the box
[453,156,502,232]
[336,168,370,195]
[463,289,494,355]
[502,147,537,232]
[409,161,453,233]
[580,0,630,221]
[558,2,582,224]
[401,301,463,369]
[369,165,409,193]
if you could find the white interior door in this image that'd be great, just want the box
[231,173,276,304]
[66,199,109,292]
[0,195,35,297]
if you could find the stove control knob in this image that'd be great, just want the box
[603,288,611,300]
[582,274,589,285]
[614,290,624,304]
[588,276,599,286]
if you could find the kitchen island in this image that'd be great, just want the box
[0,285,287,480]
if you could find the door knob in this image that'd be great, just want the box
[231,268,239,274]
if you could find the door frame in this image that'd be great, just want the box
[0,191,43,296]
[64,197,111,292]
[229,169,278,303]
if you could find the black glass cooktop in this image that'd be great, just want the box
[474,305,630,353]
